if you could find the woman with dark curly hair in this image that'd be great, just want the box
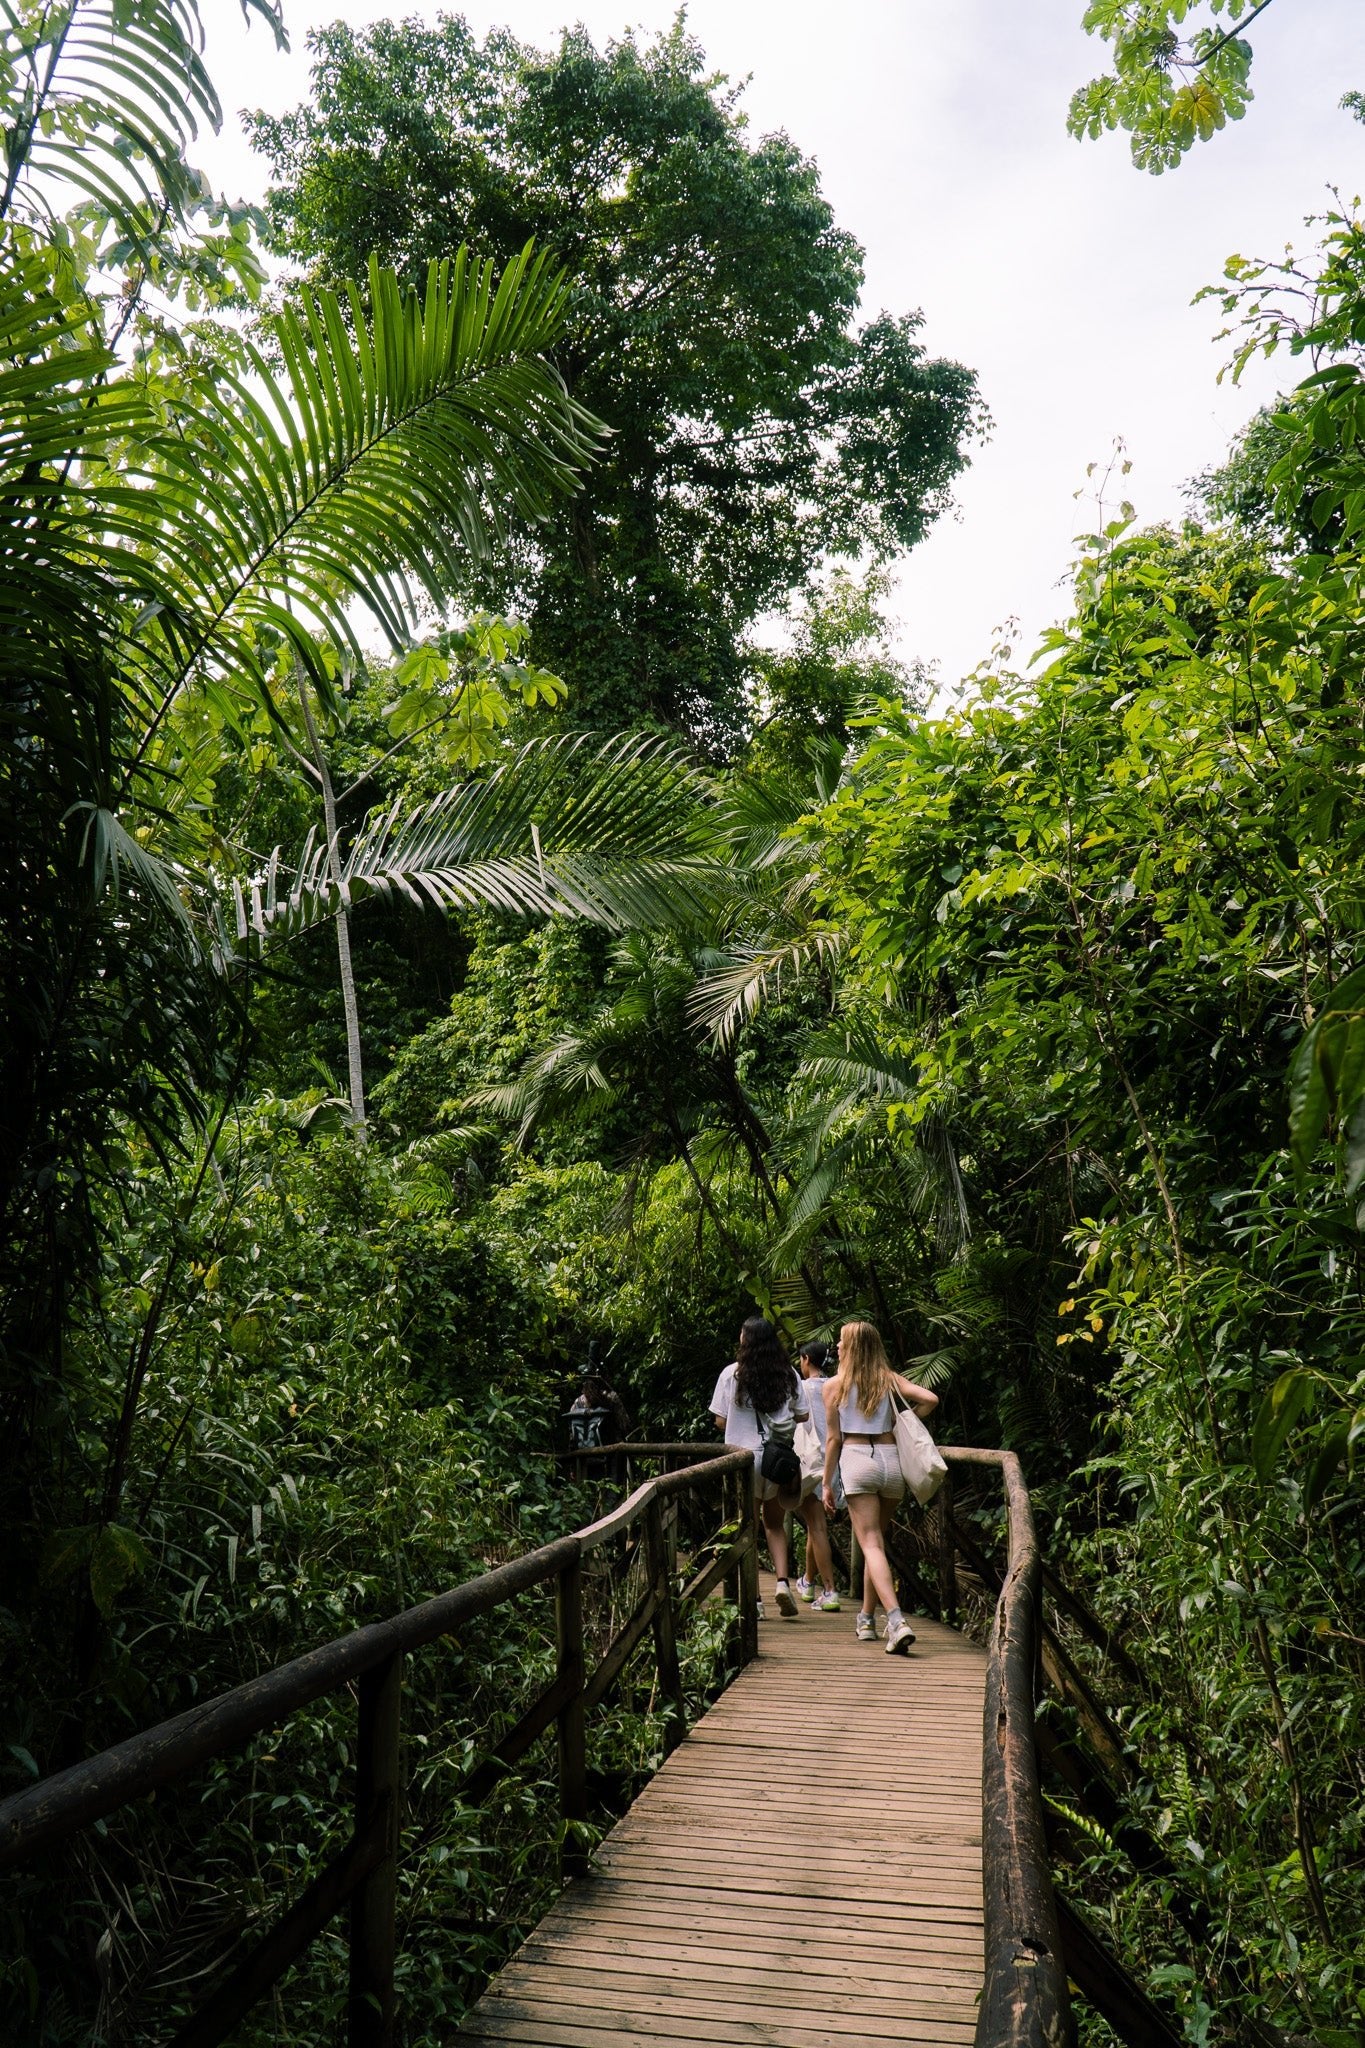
[710,1316,810,1618]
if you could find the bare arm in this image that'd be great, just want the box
[891,1372,939,1420]
[821,1380,843,1508]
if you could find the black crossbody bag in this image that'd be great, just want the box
[756,1409,801,1491]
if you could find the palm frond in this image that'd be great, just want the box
[0,0,284,243]
[117,248,605,744]
[0,242,603,774]
[467,1031,627,1145]
[688,929,845,1044]
[766,1137,862,1268]
[797,1024,923,1101]
[69,802,195,934]
[213,734,720,958]
[902,1347,959,1390]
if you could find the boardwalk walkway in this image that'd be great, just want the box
[459,1574,987,2048]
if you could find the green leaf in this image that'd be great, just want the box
[1303,1412,1354,1510]
[89,1524,152,1617]
[40,1526,95,1586]
[1250,1368,1316,1482]
[1287,963,1365,1178]
[213,732,721,956]
[290,1096,354,1140]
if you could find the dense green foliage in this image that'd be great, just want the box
[249,15,983,747]
[1069,0,1269,169]
[4,7,1365,2047]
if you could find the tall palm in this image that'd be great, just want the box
[0,0,656,1462]
[684,745,972,1350]
[467,931,760,1265]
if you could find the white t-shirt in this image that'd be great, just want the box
[801,1375,831,1447]
[710,1361,810,1462]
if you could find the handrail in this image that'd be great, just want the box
[0,1446,757,2048]
[942,1448,1073,2048]
[560,1440,722,1456]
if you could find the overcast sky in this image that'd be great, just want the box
[197,0,1365,690]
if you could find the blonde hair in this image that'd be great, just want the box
[831,1320,894,1420]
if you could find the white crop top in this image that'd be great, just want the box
[837,1387,895,1434]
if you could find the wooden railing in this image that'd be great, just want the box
[940,1448,1073,2048]
[581,1441,1075,2047]
[0,1445,756,2048]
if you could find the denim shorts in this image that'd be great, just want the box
[840,1441,905,1500]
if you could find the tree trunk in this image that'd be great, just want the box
[295,667,366,1141]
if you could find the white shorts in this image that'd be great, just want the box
[752,1470,803,1504]
[840,1442,905,1501]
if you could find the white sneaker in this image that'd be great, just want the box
[855,1613,877,1642]
[774,1583,799,1618]
[885,1618,917,1655]
[796,1575,815,1602]
[756,1596,767,1621]
[813,1590,841,1612]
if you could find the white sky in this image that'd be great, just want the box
[197,0,1365,690]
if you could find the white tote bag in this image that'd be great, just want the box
[890,1389,948,1506]
[794,1418,824,1495]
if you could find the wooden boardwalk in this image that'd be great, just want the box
[459,1574,987,2047]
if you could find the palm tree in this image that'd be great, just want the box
[0,6,718,1507]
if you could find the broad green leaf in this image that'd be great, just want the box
[40,1526,95,1586]
[1287,963,1365,1178]
[1250,1368,1316,1482]
[89,1524,152,1617]
[1303,1412,1356,1510]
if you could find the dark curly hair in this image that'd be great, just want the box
[734,1317,797,1417]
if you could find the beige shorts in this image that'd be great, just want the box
[840,1442,905,1500]
[753,1470,821,1504]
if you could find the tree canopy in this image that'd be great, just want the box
[1068,0,1274,168]
[250,15,984,748]
[4,9,1365,2045]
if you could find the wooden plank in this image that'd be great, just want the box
[540,1909,986,1964]
[480,1975,979,2034]
[517,1933,983,1989]
[501,1956,980,2012]
[595,1859,980,1891]
[599,1830,982,1870]
[543,1889,987,1948]
[462,2002,977,2048]
[561,1880,983,1930]
[458,1570,987,2043]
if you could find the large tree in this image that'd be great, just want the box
[250,15,984,751]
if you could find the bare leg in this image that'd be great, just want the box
[848,1492,898,1615]
[760,1494,793,1581]
[796,1495,836,1591]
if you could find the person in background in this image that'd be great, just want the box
[793,1341,841,1610]
[821,1319,939,1655]
[569,1371,631,1445]
[567,1365,632,1484]
[711,1317,809,1619]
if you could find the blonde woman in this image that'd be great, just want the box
[821,1320,939,1654]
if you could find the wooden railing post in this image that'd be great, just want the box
[723,1465,742,1616]
[937,1469,957,1627]
[645,1492,685,1750]
[555,1551,588,1878]
[348,1651,401,2048]
[737,1464,759,1664]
